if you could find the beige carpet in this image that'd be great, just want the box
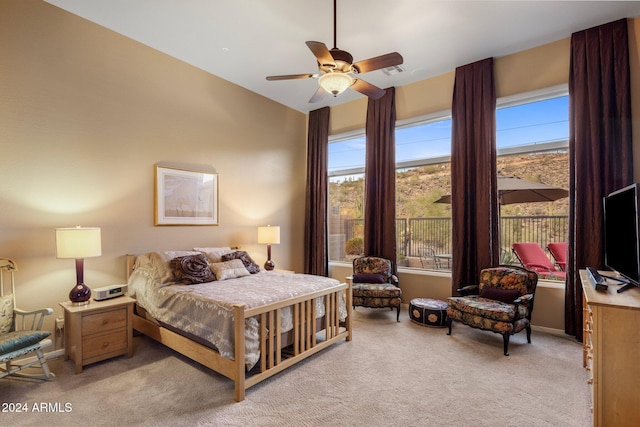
[2,308,591,426]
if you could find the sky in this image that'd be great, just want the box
[329,95,569,173]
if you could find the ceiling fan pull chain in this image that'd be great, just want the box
[333,0,337,49]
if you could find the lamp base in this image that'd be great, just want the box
[69,283,91,306]
[264,260,275,271]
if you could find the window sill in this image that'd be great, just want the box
[329,261,565,288]
[536,279,565,289]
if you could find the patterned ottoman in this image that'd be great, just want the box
[409,298,449,327]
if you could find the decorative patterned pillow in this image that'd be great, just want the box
[479,287,521,303]
[352,273,386,284]
[210,259,251,281]
[0,293,14,334]
[169,254,216,284]
[221,251,260,274]
[194,247,233,263]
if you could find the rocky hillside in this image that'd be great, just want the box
[330,152,569,218]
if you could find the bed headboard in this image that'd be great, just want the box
[125,247,241,281]
[126,254,136,281]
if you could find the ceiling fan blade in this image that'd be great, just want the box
[351,79,385,100]
[308,86,327,103]
[306,41,336,68]
[266,74,315,81]
[353,52,403,74]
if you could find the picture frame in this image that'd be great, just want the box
[154,165,218,226]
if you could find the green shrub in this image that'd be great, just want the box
[345,237,364,255]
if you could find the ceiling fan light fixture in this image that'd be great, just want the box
[318,72,353,97]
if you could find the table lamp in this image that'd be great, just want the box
[56,226,102,305]
[257,225,280,271]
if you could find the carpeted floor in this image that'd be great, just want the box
[2,308,591,426]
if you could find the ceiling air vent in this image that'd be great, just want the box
[382,65,405,76]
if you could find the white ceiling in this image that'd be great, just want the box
[44,0,640,114]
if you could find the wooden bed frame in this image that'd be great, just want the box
[126,254,352,402]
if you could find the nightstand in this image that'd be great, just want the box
[59,296,134,373]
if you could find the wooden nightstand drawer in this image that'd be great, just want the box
[82,328,128,360]
[82,308,127,335]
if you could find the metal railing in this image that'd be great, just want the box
[342,215,568,259]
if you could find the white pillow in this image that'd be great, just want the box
[164,250,202,259]
[209,259,250,281]
[133,252,179,287]
[194,247,232,263]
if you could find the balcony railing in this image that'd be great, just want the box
[338,215,568,268]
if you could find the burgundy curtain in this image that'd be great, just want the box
[566,19,633,340]
[364,88,397,269]
[304,106,330,276]
[450,58,499,294]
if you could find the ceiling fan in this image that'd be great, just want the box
[266,0,403,103]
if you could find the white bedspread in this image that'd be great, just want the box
[128,254,346,370]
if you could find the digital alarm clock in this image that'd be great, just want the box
[93,284,127,301]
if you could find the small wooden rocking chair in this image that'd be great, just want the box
[0,258,55,380]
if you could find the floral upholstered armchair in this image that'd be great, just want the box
[350,256,402,322]
[446,265,538,356]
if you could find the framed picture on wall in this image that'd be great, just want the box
[154,166,219,226]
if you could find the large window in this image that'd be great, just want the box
[328,134,365,262]
[328,85,569,280]
[394,116,453,269]
[496,89,569,276]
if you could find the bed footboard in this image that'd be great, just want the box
[241,281,352,400]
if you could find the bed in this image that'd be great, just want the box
[125,249,352,402]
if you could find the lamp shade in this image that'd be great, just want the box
[56,227,102,259]
[257,226,280,245]
[318,72,353,96]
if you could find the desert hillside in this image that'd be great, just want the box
[330,152,569,218]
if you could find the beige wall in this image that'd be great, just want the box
[0,0,307,327]
[2,1,639,334]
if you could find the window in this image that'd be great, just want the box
[496,88,569,278]
[328,85,569,279]
[395,115,453,269]
[328,134,365,262]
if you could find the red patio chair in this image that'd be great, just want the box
[547,242,568,271]
[512,242,566,280]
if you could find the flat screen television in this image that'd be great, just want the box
[603,183,640,293]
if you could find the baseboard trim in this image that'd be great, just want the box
[531,325,569,338]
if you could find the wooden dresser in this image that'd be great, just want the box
[581,270,640,427]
